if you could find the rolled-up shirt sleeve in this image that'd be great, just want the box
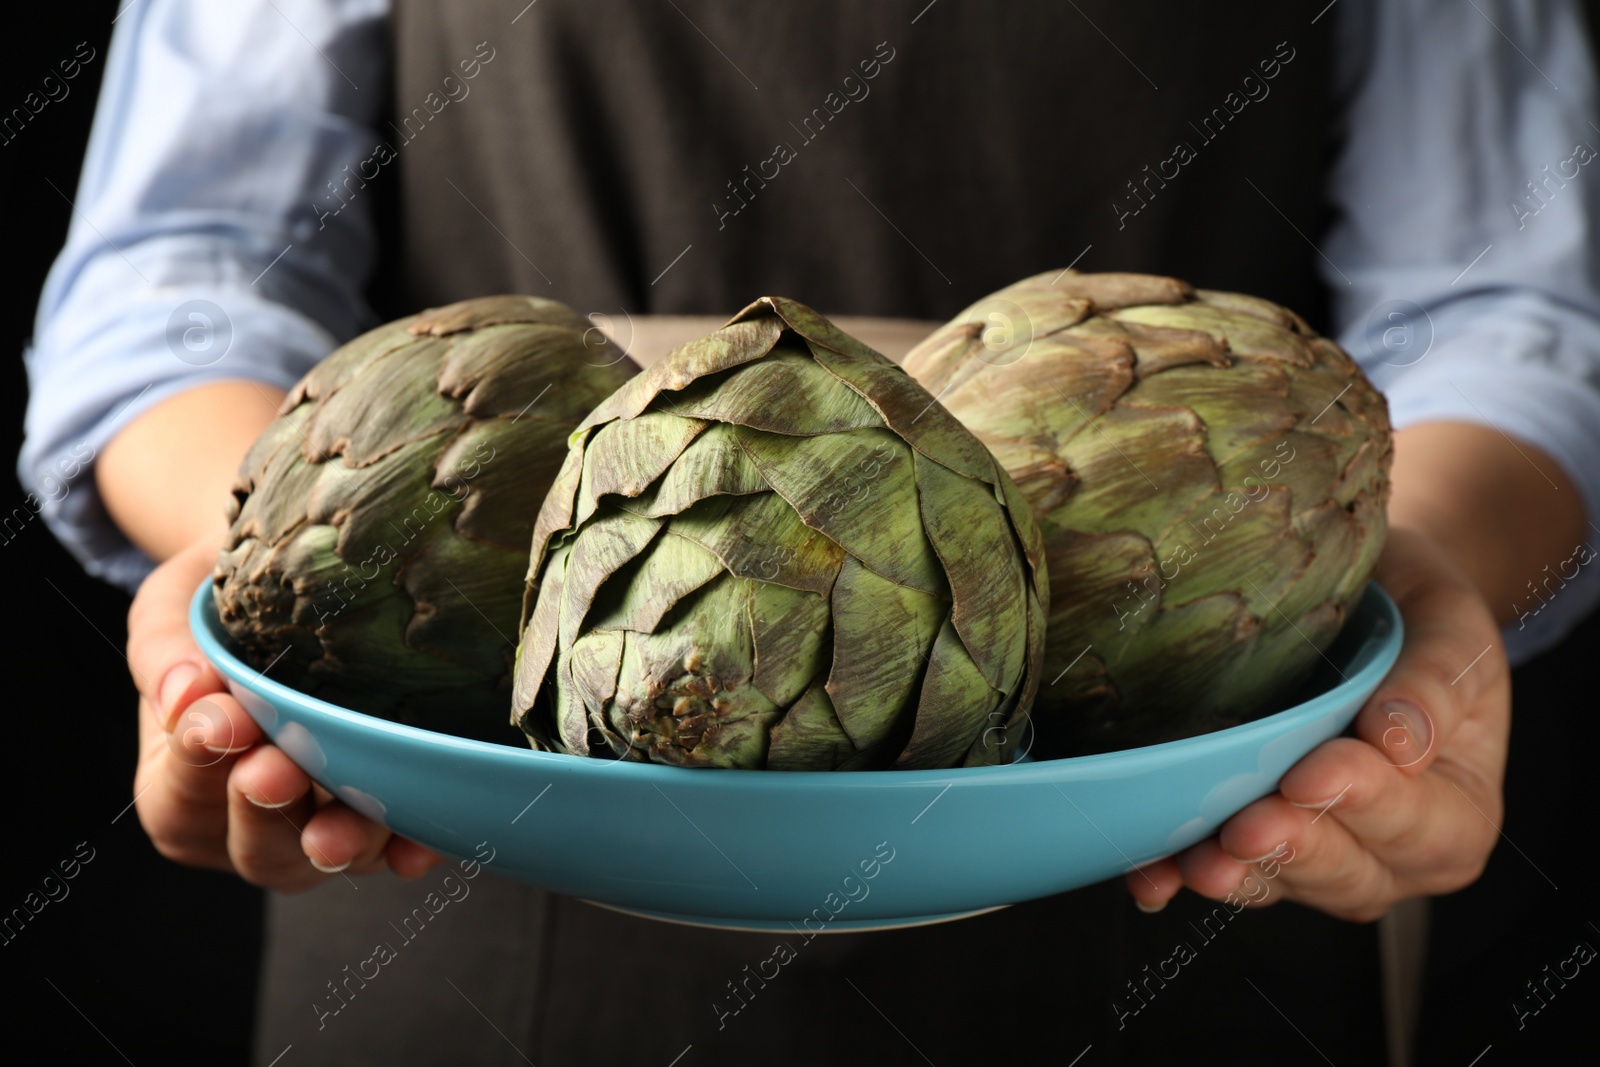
[1326,0,1600,664]
[18,0,389,590]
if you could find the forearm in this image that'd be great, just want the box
[97,381,286,562]
[1386,420,1585,625]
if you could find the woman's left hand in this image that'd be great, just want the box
[1125,526,1510,922]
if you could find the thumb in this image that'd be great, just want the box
[1357,527,1505,771]
[127,538,229,730]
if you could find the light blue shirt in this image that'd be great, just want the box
[20,0,1600,665]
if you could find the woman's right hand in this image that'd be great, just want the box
[127,535,441,891]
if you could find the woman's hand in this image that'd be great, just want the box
[1125,527,1509,921]
[127,535,442,891]
[1123,419,1586,921]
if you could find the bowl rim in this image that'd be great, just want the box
[191,579,1402,784]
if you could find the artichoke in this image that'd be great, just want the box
[511,297,1048,770]
[903,271,1392,752]
[214,296,638,737]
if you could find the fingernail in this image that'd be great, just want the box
[309,857,352,874]
[159,663,202,717]
[1378,699,1433,767]
[1235,849,1283,865]
[1135,899,1167,914]
[244,793,296,810]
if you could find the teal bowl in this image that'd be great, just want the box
[191,582,1401,931]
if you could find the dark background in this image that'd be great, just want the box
[1,4,262,1064]
[3,5,1599,1065]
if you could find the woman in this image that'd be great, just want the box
[22,1,1600,1062]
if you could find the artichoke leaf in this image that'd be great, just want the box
[1226,601,1343,717]
[1195,289,1314,334]
[940,333,1134,443]
[893,323,984,396]
[998,464,1048,588]
[314,592,486,692]
[440,322,622,421]
[766,682,859,771]
[806,340,1000,486]
[748,580,831,709]
[288,317,418,407]
[662,349,885,434]
[587,532,725,634]
[1285,362,1357,436]
[230,408,325,545]
[1004,291,1095,336]
[915,453,1026,690]
[748,296,884,363]
[976,429,1075,514]
[438,418,568,549]
[908,296,1093,399]
[1107,593,1261,738]
[557,509,663,655]
[513,543,568,734]
[1154,486,1311,618]
[1033,269,1193,310]
[961,582,1049,767]
[410,293,589,336]
[569,629,626,721]
[1278,498,1362,622]
[1331,438,1384,508]
[825,557,947,755]
[1214,431,1345,519]
[306,432,460,564]
[621,422,768,517]
[1037,526,1157,671]
[522,442,588,626]
[582,316,784,429]
[1068,317,1231,379]
[269,524,380,623]
[1053,404,1216,540]
[1120,362,1296,464]
[304,337,461,467]
[1112,305,1314,368]
[575,411,707,525]
[399,528,523,674]
[553,643,593,755]
[667,492,845,596]
[1336,492,1387,605]
[896,618,1001,770]
[737,425,945,595]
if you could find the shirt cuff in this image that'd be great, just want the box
[19,290,336,591]
[1356,311,1600,666]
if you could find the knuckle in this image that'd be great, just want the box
[1408,831,1459,883]
[1324,861,1369,900]
[1405,830,1454,873]
[1401,646,1467,698]
[1412,835,1494,896]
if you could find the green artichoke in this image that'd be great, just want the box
[903,270,1392,752]
[511,297,1048,770]
[214,296,638,737]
